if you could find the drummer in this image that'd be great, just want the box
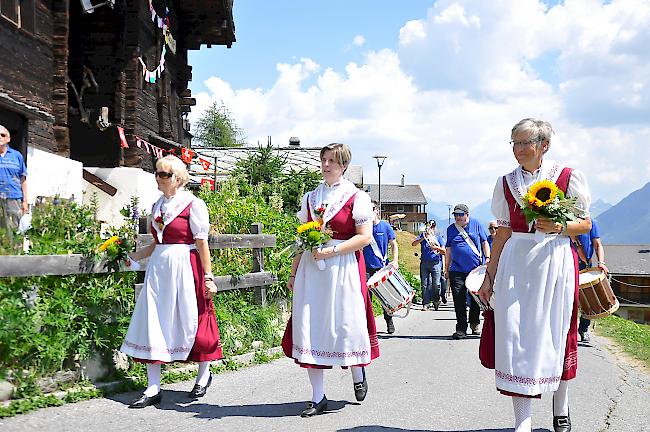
[363,201,399,334]
[572,219,609,342]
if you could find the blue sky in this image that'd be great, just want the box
[187,0,650,208]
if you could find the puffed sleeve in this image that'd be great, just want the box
[352,191,374,226]
[491,176,510,227]
[567,169,591,219]
[189,198,210,240]
[296,192,310,223]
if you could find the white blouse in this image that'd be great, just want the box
[297,180,374,226]
[189,198,210,240]
[157,191,210,240]
[491,161,591,227]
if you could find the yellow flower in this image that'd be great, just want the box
[297,221,321,234]
[527,180,558,207]
[99,235,120,252]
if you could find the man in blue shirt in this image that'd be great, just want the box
[573,219,608,342]
[487,221,498,250]
[363,201,399,334]
[0,125,27,233]
[412,220,445,311]
[444,204,490,340]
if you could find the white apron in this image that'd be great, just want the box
[120,243,198,362]
[494,232,575,395]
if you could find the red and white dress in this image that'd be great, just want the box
[120,190,223,363]
[490,160,591,396]
[282,178,380,367]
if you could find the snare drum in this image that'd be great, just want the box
[578,267,619,319]
[367,265,415,317]
[465,265,494,310]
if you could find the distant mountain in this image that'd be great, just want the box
[471,199,495,227]
[596,182,650,244]
[425,197,450,225]
[590,199,612,218]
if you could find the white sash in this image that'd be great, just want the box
[151,190,195,243]
[369,235,387,265]
[455,222,481,259]
[308,179,358,225]
[505,160,564,208]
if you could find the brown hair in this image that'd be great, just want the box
[319,142,352,169]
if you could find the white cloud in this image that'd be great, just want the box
[191,0,650,207]
[352,35,366,46]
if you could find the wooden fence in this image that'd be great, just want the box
[0,223,277,306]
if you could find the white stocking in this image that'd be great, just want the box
[512,396,532,432]
[144,363,161,397]
[351,366,364,383]
[307,368,325,403]
[553,380,570,416]
[196,361,211,386]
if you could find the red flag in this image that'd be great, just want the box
[201,178,215,191]
[199,157,211,171]
[180,147,195,164]
[117,126,129,148]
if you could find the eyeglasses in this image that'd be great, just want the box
[453,213,466,217]
[509,136,542,148]
[155,171,173,178]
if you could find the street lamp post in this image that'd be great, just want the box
[447,204,452,227]
[373,154,387,220]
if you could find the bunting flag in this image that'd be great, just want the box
[139,45,166,84]
[117,126,129,148]
[180,147,195,164]
[201,178,215,191]
[199,157,212,171]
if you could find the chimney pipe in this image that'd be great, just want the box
[400,174,405,187]
[289,136,300,146]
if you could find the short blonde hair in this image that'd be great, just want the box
[156,155,189,187]
[320,142,352,168]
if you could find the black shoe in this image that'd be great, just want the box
[300,395,328,417]
[386,318,395,334]
[188,374,212,398]
[128,392,162,408]
[441,296,447,304]
[451,330,466,340]
[353,369,368,401]
[553,414,571,432]
[433,300,440,311]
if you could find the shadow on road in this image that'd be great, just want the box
[126,390,355,419]
[337,427,552,432]
[379,334,480,341]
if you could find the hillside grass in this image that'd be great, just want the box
[395,230,420,275]
[594,314,650,369]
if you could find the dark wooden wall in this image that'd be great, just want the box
[0,0,55,153]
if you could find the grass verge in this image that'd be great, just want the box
[593,314,650,369]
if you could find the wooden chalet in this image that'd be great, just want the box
[1,0,235,172]
[603,244,650,323]
[364,176,427,233]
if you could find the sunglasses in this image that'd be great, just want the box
[0,133,8,138]
[453,213,466,217]
[155,171,173,179]
[489,226,498,231]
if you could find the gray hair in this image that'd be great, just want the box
[156,155,190,187]
[511,118,554,154]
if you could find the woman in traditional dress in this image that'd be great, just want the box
[478,119,591,432]
[121,155,223,408]
[281,143,378,417]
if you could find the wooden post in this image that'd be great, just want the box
[251,223,267,307]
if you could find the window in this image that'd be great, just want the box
[396,205,405,212]
[0,0,34,32]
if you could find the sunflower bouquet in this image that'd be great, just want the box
[280,220,332,270]
[521,179,580,229]
[98,232,135,272]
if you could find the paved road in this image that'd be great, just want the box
[2,300,649,432]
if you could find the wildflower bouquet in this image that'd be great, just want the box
[98,233,136,272]
[521,179,580,230]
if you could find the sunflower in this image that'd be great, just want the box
[99,235,120,252]
[297,221,321,234]
[526,180,558,207]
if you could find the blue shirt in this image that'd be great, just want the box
[576,220,601,269]
[445,218,488,273]
[363,220,396,269]
[487,235,494,250]
[416,232,444,263]
[0,147,27,199]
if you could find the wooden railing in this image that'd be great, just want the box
[0,223,277,306]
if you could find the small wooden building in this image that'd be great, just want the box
[604,244,650,323]
[1,0,235,171]
[364,178,427,233]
